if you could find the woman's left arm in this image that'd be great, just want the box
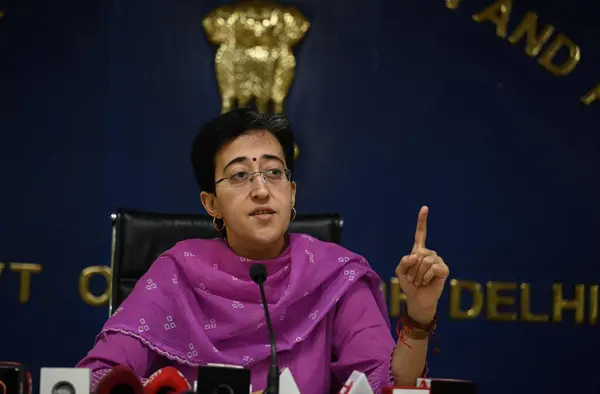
[333,207,449,391]
[392,206,450,384]
[390,322,430,385]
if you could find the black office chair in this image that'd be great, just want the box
[108,208,344,314]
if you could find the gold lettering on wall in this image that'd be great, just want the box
[9,263,42,303]
[581,84,600,105]
[79,266,111,307]
[445,0,462,10]
[445,280,597,324]
[388,277,407,318]
[537,34,581,76]
[507,12,554,57]
[449,279,483,319]
[590,285,598,324]
[486,281,517,321]
[552,283,585,324]
[520,283,549,322]
[472,0,513,38]
[460,0,593,102]
[0,262,4,277]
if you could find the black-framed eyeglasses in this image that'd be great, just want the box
[215,168,292,188]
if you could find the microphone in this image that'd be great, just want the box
[40,368,90,394]
[390,378,475,394]
[0,362,32,394]
[196,364,250,394]
[95,366,144,394]
[339,371,373,394]
[278,369,299,394]
[143,367,190,394]
[249,263,279,394]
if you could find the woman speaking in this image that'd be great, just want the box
[77,108,450,394]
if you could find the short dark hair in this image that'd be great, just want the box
[191,108,295,194]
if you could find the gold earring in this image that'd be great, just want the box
[291,207,296,221]
[212,217,225,232]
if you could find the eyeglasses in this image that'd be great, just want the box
[215,168,292,188]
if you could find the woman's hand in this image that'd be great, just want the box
[395,206,450,324]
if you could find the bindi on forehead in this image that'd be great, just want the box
[252,157,257,161]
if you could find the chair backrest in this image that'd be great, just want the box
[108,208,344,314]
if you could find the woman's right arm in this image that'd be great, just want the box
[76,331,161,392]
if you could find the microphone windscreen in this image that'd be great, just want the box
[339,371,373,394]
[144,367,190,394]
[413,378,476,394]
[249,263,267,283]
[95,366,143,394]
[279,368,300,394]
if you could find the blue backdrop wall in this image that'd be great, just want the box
[1,0,599,394]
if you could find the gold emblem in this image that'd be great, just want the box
[203,2,309,160]
[445,0,462,10]
[203,2,309,114]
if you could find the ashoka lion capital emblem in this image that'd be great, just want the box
[202,2,310,115]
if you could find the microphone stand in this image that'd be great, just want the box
[250,263,279,394]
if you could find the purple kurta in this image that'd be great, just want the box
[77,234,397,394]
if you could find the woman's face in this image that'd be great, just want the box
[201,130,296,256]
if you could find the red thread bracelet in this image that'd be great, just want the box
[396,305,440,353]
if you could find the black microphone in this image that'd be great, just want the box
[0,362,31,394]
[249,263,279,394]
